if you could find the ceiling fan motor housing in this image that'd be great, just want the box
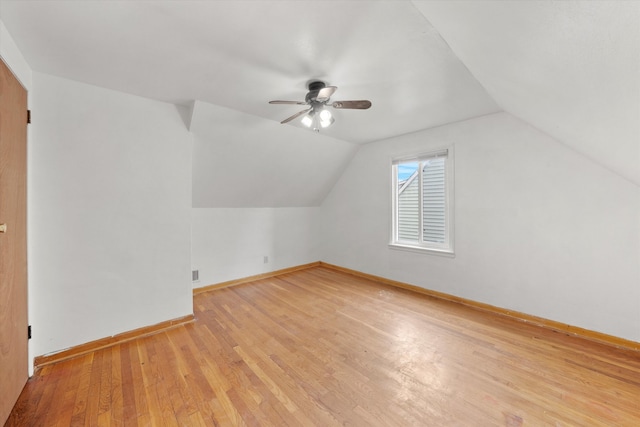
[305,80,327,104]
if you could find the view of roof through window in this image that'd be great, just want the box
[397,162,418,187]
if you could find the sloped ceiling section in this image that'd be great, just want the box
[0,0,500,144]
[190,101,358,208]
[413,0,640,185]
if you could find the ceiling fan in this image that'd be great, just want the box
[269,81,372,132]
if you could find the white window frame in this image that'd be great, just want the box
[389,146,455,257]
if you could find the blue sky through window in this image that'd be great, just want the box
[398,162,418,181]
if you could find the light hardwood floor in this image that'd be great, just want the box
[6,266,640,426]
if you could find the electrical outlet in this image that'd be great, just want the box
[264,256,269,264]
[192,270,199,282]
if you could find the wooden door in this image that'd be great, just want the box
[0,58,28,424]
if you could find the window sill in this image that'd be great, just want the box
[388,243,455,258]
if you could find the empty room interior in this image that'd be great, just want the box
[1,1,639,425]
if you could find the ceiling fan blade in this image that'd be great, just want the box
[269,100,308,105]
[280,107,312,124]
[331,100,372,109]
[316,86,337,101]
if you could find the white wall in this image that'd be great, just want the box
[188,100,348,287]
[320,112,640,342]
[192,207,320,287]
[29,73,193,359]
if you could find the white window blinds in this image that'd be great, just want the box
[422,156,446,243]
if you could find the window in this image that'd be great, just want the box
[390,147,454,255]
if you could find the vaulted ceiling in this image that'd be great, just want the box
[414,0,639,186]
[2,0,638,206]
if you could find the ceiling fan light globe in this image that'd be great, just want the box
[301,114,313,128]
[319,109,334,128]
[319,109,332,121]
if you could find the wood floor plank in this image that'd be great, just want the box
[51,357,85,427]
[67,354,96,427]
[136,338,164,427]
[28,361,71,426]
[6,266,640,426]
[109,345,125,426]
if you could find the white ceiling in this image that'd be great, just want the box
[1,0,638,191]
[0,0,499,144]
[414,0,640,185]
